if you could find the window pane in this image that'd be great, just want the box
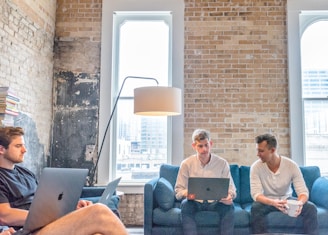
[119,20,169,92]
[301,20,328,176]
[303,100,328,175]
[116,99,168,181]
[302,70,328,98]
[113,13,171,182]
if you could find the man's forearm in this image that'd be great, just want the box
[0,208,28,227]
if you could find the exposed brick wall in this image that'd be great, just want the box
[10,0,56,34]
[55,0,102,42]
[184,0,289,166]
[0,0,56,173]
[119,194,144,226]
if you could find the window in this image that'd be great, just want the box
[287,0,328,176]
[301,21,328,175]
[99,0,184,190]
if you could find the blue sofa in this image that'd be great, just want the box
[144,164,328,235]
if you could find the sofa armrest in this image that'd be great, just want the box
[311,177,328,209]
[144,178,159,235]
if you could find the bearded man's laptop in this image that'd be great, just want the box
[187,177,229,201]
[14,168,88,235]
[98,177,121,205]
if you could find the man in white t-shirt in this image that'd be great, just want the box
[250,133,318,235]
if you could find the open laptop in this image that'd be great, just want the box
[187,177,229,201]
[98,177,122,204]
[14,167,88,235]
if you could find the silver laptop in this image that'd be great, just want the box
[187,177,229,201]
[14,168,88,235]
[98,177,122,204]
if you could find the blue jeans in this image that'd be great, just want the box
[250,199,318,235]
[180,199,234,235]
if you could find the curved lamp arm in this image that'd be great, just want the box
[88,76,159,186]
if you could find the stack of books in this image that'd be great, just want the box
[0,87,20,126]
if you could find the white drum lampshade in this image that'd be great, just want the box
[134,86,181,116]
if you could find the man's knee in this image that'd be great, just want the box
[217,203,234,214]
[181,200,198,216]
[87,203,111,216]
[303,201,317,216]
[251,201,262,211]
[181,200,193,210]
[88,203,120,224]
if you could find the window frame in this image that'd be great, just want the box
[112,12,172,183]
[287,0,328,165]
[99,0,184,192]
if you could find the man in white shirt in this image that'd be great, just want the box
[250,133,318,235]
[175,129,236,235]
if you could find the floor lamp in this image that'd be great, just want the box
[88,76,181,186]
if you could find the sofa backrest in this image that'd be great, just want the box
[293,166,321,200]
[159,164,321,204]
[230,164,240,202]
[159,164,179,187]
[239,166,253,204]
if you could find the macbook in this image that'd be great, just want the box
[14,167,88,235]
[187,177,229,201]
[98,177,122,205]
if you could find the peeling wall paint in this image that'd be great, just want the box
[51,71,99,175]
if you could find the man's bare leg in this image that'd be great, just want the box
[33,203,128,235]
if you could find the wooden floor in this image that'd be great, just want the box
[126,227,144,235]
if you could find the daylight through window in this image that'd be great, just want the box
[111,12,172,182]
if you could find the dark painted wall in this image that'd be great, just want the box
[14,113,45,178]
[51,71,100,183]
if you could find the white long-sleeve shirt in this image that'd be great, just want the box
[250,156,309,201]
[175,154,236,200]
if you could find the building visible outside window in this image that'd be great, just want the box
[112,12,172,182]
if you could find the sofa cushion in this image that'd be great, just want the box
[316,206,328,229]
[154,177,175,210]
[153,207,181,226]
[159,164,180,187]
[300,166,321,193]
[239,166,253,204]
[234,203,250,227]
[292,166,321,199]
[230,164,240,203]
[311,177,328,209]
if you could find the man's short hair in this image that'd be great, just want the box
[255,133,277,149]
[192,129,211,143]
[0,126,24,149]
